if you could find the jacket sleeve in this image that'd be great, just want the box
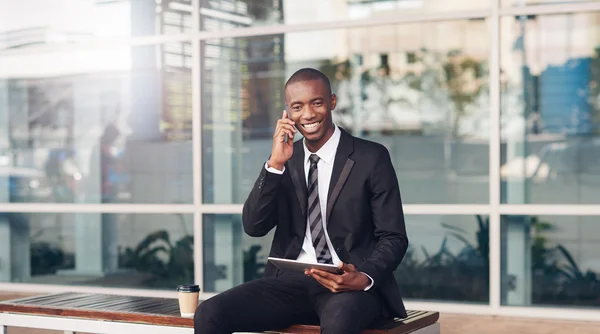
[357,146,409,287]
[242,163,285,237]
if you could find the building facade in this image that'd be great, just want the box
[0,0,599,322]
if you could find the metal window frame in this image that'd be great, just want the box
[489,0,502,313]
[0,0,599,323]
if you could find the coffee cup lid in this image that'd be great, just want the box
[177,284,200,293]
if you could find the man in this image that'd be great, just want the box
[195,68,408,334]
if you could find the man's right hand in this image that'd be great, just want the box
[268,109,296,171]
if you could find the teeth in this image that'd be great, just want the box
[304,122,320,129]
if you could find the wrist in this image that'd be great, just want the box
[267,159,285,171]
[359,273,370,289]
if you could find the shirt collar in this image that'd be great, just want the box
[303,124,341,166]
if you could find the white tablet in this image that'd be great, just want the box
[268,257,343,275]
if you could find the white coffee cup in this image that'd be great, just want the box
[177,284,200,318]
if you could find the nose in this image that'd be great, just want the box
[302,105,317,120]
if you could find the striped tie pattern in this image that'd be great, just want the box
[307,154,332,264]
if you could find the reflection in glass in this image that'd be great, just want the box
[202,214,489,303]
[203,214,274,293]
[396,214,489,303]
[199,0,489,30]
[501,215,600,308]
[0,0,192,50]
[200,0,282,30]
[500,13,600,204]
[0,212,193,289]
[0,43,193,204]
[202,20,491,204]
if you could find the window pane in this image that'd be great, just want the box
[0,43,193,204]
[0,212,193,290]
[501,215,600,308]
[202,21,490,204]
[199,0,490,30]
[500,12,600,204]
[203,214,274,292]
[203,214,489,305]
[0,0,192,50]
[397,214,490,303]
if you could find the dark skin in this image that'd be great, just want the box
[268,79,370,292]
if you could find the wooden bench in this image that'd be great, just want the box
[0,292,439,334]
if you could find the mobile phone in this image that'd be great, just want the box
[283,106,289,143]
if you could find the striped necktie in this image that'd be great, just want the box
[307,154,332,264]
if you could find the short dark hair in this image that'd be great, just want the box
[285,68,332,95]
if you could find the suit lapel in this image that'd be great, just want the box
[326,129,355,224]
[288,143,307,222]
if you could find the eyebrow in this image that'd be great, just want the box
[289,97,325,106]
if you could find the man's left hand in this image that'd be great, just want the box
[305,262,370,293]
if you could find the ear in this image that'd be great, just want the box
[330,93,337,111]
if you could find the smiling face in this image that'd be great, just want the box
[285,79,337,152]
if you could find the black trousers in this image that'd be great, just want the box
[194,273,383,334]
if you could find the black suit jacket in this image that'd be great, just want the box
[242,127,409,318]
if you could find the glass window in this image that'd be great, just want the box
[199,0,490,30]
[202,21,491,204]
[203,214,489,305]
[501,215,600,308]
[0,43,193,204]
[397,214,490,303]
[0,212,193,290]
[500,12,600,204]
[0,0,192,50]
[203,214,274,293]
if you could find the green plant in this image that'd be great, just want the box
[120,224,269,288]
[394,215,490,302]
[323,49,488,138]
[442,51,486,137]
[30,241,74,275]
[394,214,600,306]
[119,230,194,288]
[243,245,265,282]
[527,215,600,306]
[29,217,74,276]
[530,216,555,271]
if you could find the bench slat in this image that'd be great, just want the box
[0,293,189,327]
[0,293,439,334]
[275,310,439,334]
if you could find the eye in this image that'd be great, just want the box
[292,105,301,111]
[314,101,323,107]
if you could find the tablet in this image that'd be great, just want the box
[268,257,343,275]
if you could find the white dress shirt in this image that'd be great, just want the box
[264,125,374,290]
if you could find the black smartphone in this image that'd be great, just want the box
[283,106,289,143]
